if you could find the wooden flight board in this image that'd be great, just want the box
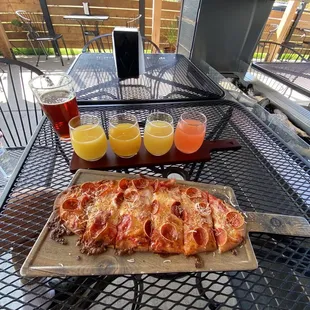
[21,170,310,277]
[70,139,241,172]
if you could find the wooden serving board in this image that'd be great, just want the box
[20,170,310,277]
[70,139,241,172]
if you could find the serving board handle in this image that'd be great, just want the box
[246,212,310,237]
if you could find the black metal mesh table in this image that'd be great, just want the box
[0,99,309,309]
[68,53,225,101]
[252,62,310,98]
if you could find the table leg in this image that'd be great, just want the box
[79,23,87,46]
[131,274,144,310]
[195,273,222,310]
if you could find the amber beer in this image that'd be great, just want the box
[40,90,79,140]
[29,74,79,141]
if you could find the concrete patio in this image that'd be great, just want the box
[15,55,76,74]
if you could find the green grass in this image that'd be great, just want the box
[252,52,307,61]
[11,47,82,56]
[3,47,169,57]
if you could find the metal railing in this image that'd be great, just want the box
[253,40,308,63]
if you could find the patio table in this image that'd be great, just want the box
[68,53,225,102]
[63,15,109,46]
[0,97,309,309]
[252,62,310,98]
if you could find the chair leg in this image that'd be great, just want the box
[36,41,42,67]
[99,37,105,52]
[95,38,101,53]
[54,40,64,66]
[61,36,69,60]
[39,41,49,58]
[27,35,37,56]
[46,41,49,60]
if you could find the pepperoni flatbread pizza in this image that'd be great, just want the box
[53,177,245,255]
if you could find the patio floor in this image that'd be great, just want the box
[16,55,76,74]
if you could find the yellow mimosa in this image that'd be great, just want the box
[144,120,174,156]
[71,124,107,161]
[109,123,141,158]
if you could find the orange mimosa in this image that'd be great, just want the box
[109,123,141,158]
[174,112,206,154]
[70,117,108,161]
[144,120,174,156]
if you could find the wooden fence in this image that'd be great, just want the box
[0,0,181,50]
[2,2,310,54]
[261,9,310,44]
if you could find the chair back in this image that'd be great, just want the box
[15,10,47,39]
[126,15,142,28]
[0,58,44,148]
[265,24,278,41]
[82,33,161,54]
[253,41,308,63]
[290,28,306,46]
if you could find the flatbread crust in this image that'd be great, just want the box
[53,178,245,255]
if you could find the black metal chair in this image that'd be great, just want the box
[82,33,161,54]
[252,41,309,99]
[0,58,44,191]
[264,23,279,41]
[296,28,310,60]
[15,10,69,67]
[257,23,278,49]
[253,41,308,63]
[126,14,142,28]
[283,28,306,51]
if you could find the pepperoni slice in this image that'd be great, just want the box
[201,191,209,200]
[144,219,152,238]
[90,211,111,236]
[171,201,184,220]
[98,183,109,193]
[114,192,124,207]
[209,194,228,213]
[214,228,227,246]
[151,179,159,192]
[160,223,178,242]
[124,190,138,202]
[81,182,96,194]
[119,179,129,190]
[132,178,149,190]
[80,195,91,208]
[193,227,208,246]
[159,179,176,189]
[62,198,79,211]
[151,200,159,214]
[118,215,132,232]
[186,187,201,198]
[226,212,244,229]
[195,202,212,217]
